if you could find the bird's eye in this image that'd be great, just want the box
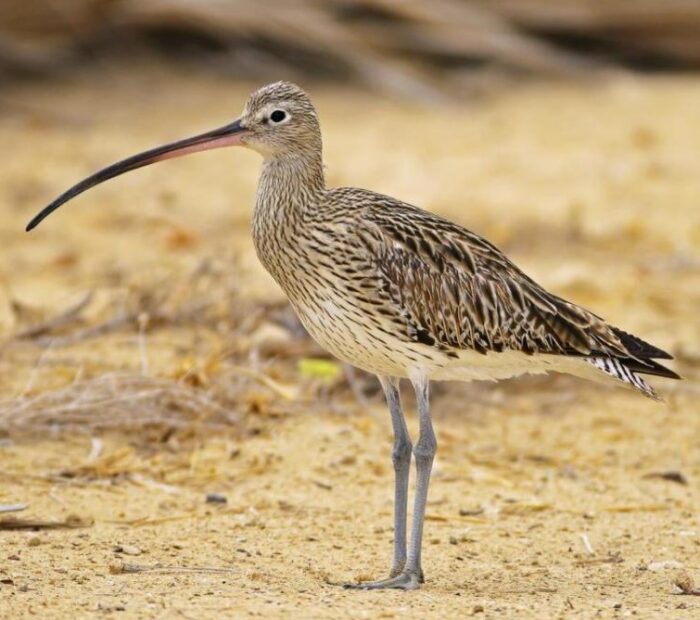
[270,110,287,123]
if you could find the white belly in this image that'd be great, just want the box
[293,296,609,387]
[291,296,450,378]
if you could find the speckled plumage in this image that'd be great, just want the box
[248,82,677,399]
[28,80,680,590]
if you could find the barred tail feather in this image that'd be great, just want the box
[586,357,661,400]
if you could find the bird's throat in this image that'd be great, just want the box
[259,152,325,196]
[251,152,326,280]
[254,152,325,223]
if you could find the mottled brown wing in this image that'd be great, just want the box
[358,201,630,358]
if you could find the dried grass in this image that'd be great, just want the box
[0,372,236,434]
[0,258,335,438]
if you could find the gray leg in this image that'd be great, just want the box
[404,371,435,582]
[346,372,435,591]
[382,376,412,576]
[345,375,412,589]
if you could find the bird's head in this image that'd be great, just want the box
[25,81,319,231]
[238,81,322,158]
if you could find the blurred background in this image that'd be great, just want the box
[1,2,699,618]
[4,1,700,95]
[0,0,700,99]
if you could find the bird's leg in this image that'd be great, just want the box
[345,373,435,591]
[344,375,413,590]
[404,372,435,584]
[383,376,412,576]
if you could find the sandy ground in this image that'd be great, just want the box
[0,64,699,619]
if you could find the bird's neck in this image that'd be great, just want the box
[256,151,326,211]
[252,151,326,278]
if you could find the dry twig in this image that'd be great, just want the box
[0,514,93,530]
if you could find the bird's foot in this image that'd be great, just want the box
[343,570,422,591]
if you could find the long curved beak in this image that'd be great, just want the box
[26,118,248,231]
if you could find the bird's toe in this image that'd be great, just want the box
[342,571,421,591]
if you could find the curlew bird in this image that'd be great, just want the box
[27,81,679,590]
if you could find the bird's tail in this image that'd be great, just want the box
[584,328,681,400]
[585,357,659,399]
[585,346,680,402]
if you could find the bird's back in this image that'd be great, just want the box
[255,184,678,397]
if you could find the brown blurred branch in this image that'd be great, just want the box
[2,1,700,97]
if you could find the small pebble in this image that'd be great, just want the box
[27,536,41,547]
[674,572,698,594]
[115,544,142,556]
[459,507,484,517]
[647,559,683,572]
[206,493,228,504]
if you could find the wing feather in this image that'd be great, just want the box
[357,201,663,364]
